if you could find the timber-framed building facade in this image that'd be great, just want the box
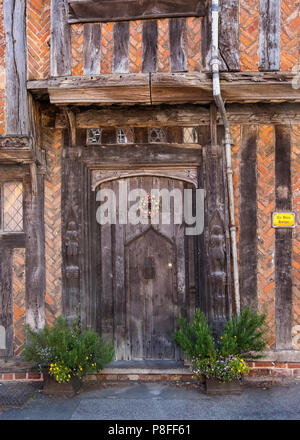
[0,0,300,379]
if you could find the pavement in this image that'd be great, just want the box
[0,380,300,420]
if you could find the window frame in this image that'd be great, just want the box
[0,180,24,234]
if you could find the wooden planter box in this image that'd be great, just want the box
[43,369,82,397]
[205,377,241,395]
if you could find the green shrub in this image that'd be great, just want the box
[219,306,268,360]
[174,306,268,382]
[173,309,216,360]
[23,315,115,383]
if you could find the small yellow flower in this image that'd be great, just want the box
[220,336,223,340]
[234,336,237,339]
[86,357,89,360]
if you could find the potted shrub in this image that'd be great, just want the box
[23,315,115,396]
[174,306,268,395]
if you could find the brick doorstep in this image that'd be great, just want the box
[1,365,300,383]
[2,353,300,382]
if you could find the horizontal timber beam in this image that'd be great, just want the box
[47,103,300,129]
[27,72,300,106]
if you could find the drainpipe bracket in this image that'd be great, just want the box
[211,5,221,12]
[222,138,234,146]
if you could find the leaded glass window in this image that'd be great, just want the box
[149,128,167,143]
[183,127,198,144]
[117,128,134,144]
[87,128,102,145]
[1,182,23,232]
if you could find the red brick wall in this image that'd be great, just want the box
[12,249,26,356]
[43,129,63,326]
[27,0,50,80]
[24,2,299,79]
[257,125,276,349]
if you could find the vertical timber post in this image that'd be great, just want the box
[203,104,232,339]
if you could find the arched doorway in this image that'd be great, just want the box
[92,175,197,361]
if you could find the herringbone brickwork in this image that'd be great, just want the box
[280,0,300,71]
[12,249,26,356]
[27,0,50,80]
[71,24,84,76]
[240,0,260,71]
[129,21,143,73]
[0,0,6,136]
[186,17,201,72]
[157,19,170,72]
[101,22,114,74]
[291,125,300,349]
[257,125,276,349]
[43,129,63,326]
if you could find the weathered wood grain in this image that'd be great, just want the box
[50,103,300,129]
[0,233,26,248]
[3,0,29,134]
[28,72,300,105]
[24,176,46,330]
[83,24,101,75]
[113,22,130,74]
[239,125,258,309]
[219,0,240,71]
[0,248,13,356]
[81,144,202,167]
[142,21,158,73]
[202,111,232,337]
[61,133,82,322]
[259,0,281,71]
[68,0,207,23]
[169,18,187,72]
[51,0,71,76]
[0,149,33,163]
[275,124,293,349]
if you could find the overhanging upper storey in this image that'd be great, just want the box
[68,0,208,23]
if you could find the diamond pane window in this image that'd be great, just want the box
[2,182,23,232]
[117,128,134,144]
[87,128,102,145]
[183,127,198,144]
[149,128,167,143]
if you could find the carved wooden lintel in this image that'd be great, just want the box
[91,167,199,190]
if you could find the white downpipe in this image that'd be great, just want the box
[211,0,240,315]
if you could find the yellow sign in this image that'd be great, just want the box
[272,212,296,228]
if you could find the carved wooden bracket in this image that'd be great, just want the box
[64,108,77,148]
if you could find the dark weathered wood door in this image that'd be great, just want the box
[94,176,196,361]
[126,228,176,360]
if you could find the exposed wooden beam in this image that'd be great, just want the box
[48,102,300,129]
[3,0,29,134]
[0,149,33,163]
[27,72,300,106]
[68,0,207,24]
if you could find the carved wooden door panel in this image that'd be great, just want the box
[126,228,175,360]
[95,176,196,361]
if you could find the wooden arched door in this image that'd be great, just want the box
[94,175,196,361]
